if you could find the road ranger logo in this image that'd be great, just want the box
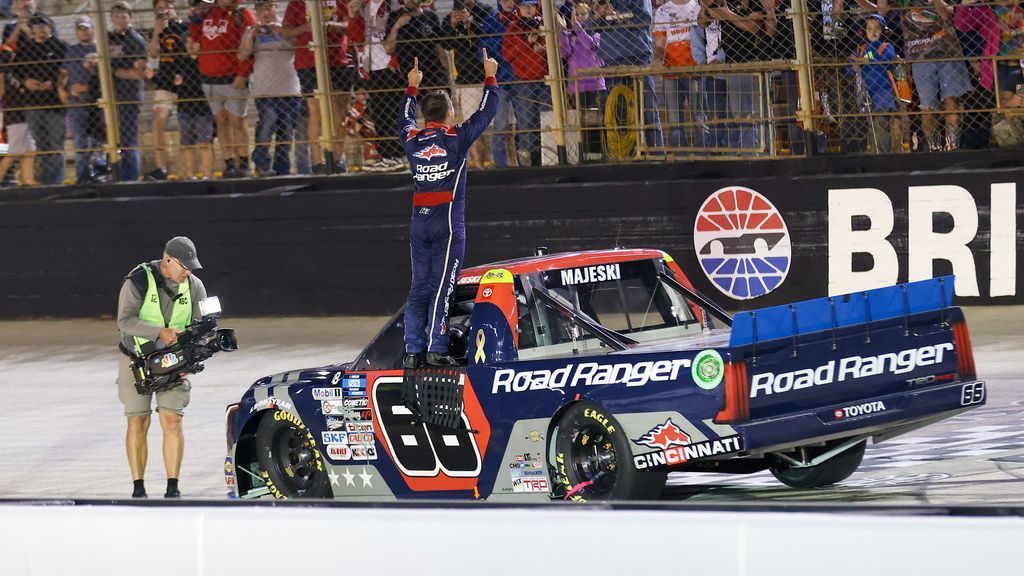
[750,343,954,398]
[492,358,691,394]
[559,264,621,286]
[633,435,743,470]
[834,400,887,420]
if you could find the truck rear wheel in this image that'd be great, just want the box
[770,439,866,489]
[552,401,666,501]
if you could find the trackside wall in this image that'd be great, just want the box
[0,165,1020,318]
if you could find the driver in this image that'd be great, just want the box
[116,236,207,498]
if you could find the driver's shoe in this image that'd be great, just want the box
[425,352,459,367]
[402,352,425,370]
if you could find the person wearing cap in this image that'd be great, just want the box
[61,15,109,184]
[116,236,208,498]
[108,2,152,182]
[12,11,67,185]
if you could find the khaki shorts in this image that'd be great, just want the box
[6,122,35,154]
[153,89,177,114]
[117,355,191,417]
[202,83,249,118]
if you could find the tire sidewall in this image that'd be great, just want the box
[255,409,328,499]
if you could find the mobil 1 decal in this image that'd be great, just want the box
[694,186,791,300]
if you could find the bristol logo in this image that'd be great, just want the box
[633,419,691,450]
[413,144,447,160]
[694,186,791,300]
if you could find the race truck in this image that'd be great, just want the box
[223,248,984,501]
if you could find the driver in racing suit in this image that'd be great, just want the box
[400,50,499,368]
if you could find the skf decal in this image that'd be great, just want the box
[834,400,886,420]
[750,343,954,398]
[633,435,743,470]
[414,143,447,160]
[633,419,690,450]
[559,264,621,286]
[492,358,690,394]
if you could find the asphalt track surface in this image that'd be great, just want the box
[1,308,1021,505]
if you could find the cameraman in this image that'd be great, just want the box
[116,236,207,498]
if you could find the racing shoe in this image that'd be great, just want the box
[425,352,459,367]
[132,479,147,499]
[165,478,181,498]
[403,352,424,370]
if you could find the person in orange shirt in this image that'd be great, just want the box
[653,0,700,150]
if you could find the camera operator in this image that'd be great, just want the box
[116,236,208,498]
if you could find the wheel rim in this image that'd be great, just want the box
[569,423,618,497]
[270,424,319,492]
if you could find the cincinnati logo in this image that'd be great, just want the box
[413,143,447,160]
[693,186,791,300]
[633,419,690,450]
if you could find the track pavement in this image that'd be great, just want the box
[0,309,1020,504]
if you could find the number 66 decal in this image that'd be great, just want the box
[371,375,490,491]
[961,382,985,406]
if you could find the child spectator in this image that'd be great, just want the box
[240,0,302,177]
[847,14,899,153]
[558,0,605,159]
[62,15,106,184]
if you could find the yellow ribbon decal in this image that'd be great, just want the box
[474,329,486,364]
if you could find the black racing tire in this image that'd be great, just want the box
[255,409,330,499]
[770,439,866,489]
[552,400,666,502]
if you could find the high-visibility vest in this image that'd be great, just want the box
[132,262,191,355]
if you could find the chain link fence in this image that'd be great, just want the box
[0,0,1018,186]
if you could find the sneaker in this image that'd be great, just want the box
[362,159,390,172]
[222,166,244,179]
[382,157,406,172]
[334,158,348,174]
[256,168,277,177]
[145,168,168,181]
[164,487,182,498]
[312,163,328,175]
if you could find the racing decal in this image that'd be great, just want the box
[326,444,351,461]
[328,466,375,488]
[224,456,235,487]
[413,161,455,182]
[694,186,791,300]
[312,387,343,400]
[351,445,377,460]
[507,452,544,469]
[413,143,447,160]
[371,374,490,491]
[326,415,346,430]
[250,396,292,413]
[347,432,375,445]
[322,431,349,444]
[557,263,621,286]
[834,400,887,420]
[750,343,955,398]
[511,476,549,493]
[321,401,345,415]
[458,274,482,285]
[633,419,690,450]
[961,382,985,406]
[633,435,743,470]
[343,397,369,409]
[492,358,691,394]
[524,430,544,443]
[691,350,725,390]
[345,420,374,433]
[907,372,957,387]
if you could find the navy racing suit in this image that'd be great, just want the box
[401,77,499,354]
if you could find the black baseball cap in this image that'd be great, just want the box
[165,236,203,270]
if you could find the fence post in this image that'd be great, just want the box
[92,0,123,177]
[791,0,817,154]
[308,0,338,172]
[540,0,568,165]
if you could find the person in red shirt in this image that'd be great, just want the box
[502,0,550,166]
[188,0,256,178]
[282,0,354,174]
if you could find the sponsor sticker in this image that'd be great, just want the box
[343,397,369,409]
[511,477,549,493]
[326,444,351,461]
[833,400,887,420]
[694,186,791,300]
[351,445,377,460]
[633,435,744,470]
[250,396,293,413]
[325,415,346,430]
[345,420,374,433]
[634,419,691,450]
[312,387,344,400]
[492,358,691,394]
[511,468,546,478]
[322,401,346,415]
[343,388,367,398]
[347,432,375,445]
[342,377,366,389]
[459,274,482,285]
[692,350,725,390]
[322,431,349,444]
[558,263,621,286]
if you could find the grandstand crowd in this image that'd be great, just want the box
[0,0,1021,186]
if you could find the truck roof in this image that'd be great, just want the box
[458,248,668,285]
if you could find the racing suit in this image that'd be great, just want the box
[400,78,499,354]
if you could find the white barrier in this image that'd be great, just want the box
[1,504,1022,575]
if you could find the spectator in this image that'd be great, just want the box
[592,0,665,155]
[348,0,407,172]
[878,0,970,151]
[147,0,189,181]
[846,14,899,152]
[953,0,997,95]
[708,0,777,153]
[108,2,150,182]
[0,46,33,186]
[2,0,34,46]
[503,0,549,166]
[441,0,493,168]
[62,15,106,184]
[479,0,518,167]
[240,0,302,177]
[691,0,728,149]
[558,0,605,159]
[15,12,66,186]
[984,0,1023,106]
[190,0,256,178]
[653,0,700,150]
[177,5,214,180]
[283,0,354,174]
